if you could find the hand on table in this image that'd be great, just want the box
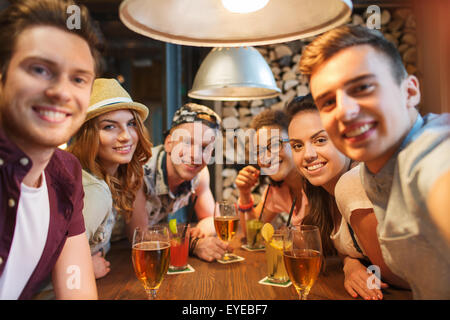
[193,236,232,262]
[92,251,111,279]
[189,226,206,239]
[343,257,388,300]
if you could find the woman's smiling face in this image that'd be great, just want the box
[256,125,294,181]
[97,109,138,175]
[288,110,349,191]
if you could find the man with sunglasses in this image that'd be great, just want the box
[127,103,231,262]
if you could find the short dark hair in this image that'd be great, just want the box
[0,0,104,80]
[250,109,289,132]
[285,93,317,123]
[299,25,407,84]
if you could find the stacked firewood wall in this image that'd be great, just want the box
[220,7,418,206]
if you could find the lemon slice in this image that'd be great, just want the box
[270,239,284,251]
[261,223,274,243]
[169,218,177,234]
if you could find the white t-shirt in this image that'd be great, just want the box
[0,174,50,299]
[332,165,372,259]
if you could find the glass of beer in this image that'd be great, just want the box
[214,201,239,261]
[283,225,323,300]
[132,225,171,300]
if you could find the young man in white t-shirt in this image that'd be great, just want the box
[0,0,103,299]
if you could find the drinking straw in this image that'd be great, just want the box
[285,196,297,227]
[252,184,271,246]
[182,195,198,239]
[258,184,271,222]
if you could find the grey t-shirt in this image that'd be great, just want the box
[361,113,450,299]
[334,165,372,259]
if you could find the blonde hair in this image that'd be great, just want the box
[68,110,152,222]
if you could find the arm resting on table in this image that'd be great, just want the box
[52,233,98,299]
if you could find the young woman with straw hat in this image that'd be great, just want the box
[67,78,153,278]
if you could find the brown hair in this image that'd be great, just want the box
[299,25,407,84]
[249,109,289,171]
[250,109,289,132]
[285,94,316,121]
[302,183,338,257]
[67,110,153,222]
[286,95,338,257]
[0,0,104,80]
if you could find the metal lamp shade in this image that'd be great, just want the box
[188,47,280,101]
[119,0,353,47]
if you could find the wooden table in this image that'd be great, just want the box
[97,235,412,300]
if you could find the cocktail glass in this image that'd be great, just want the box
[245,212,264,249]
[169,224,190,271]
[265,230,290,283]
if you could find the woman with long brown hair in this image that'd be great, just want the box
[287,94,409,299]
[67,78,152,278]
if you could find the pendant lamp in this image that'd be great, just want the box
[188,47,280,101]
[119,0,353,47]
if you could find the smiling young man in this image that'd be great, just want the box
[128,103,231,262]
[299,25,450,299]
[0,0,103,299]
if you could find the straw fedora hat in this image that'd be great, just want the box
[85,78,149,122]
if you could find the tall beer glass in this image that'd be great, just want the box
[214,201,239,261]
[132,225,170,299]
[283,225,323,300]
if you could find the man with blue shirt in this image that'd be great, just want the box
[300,25,450,299]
